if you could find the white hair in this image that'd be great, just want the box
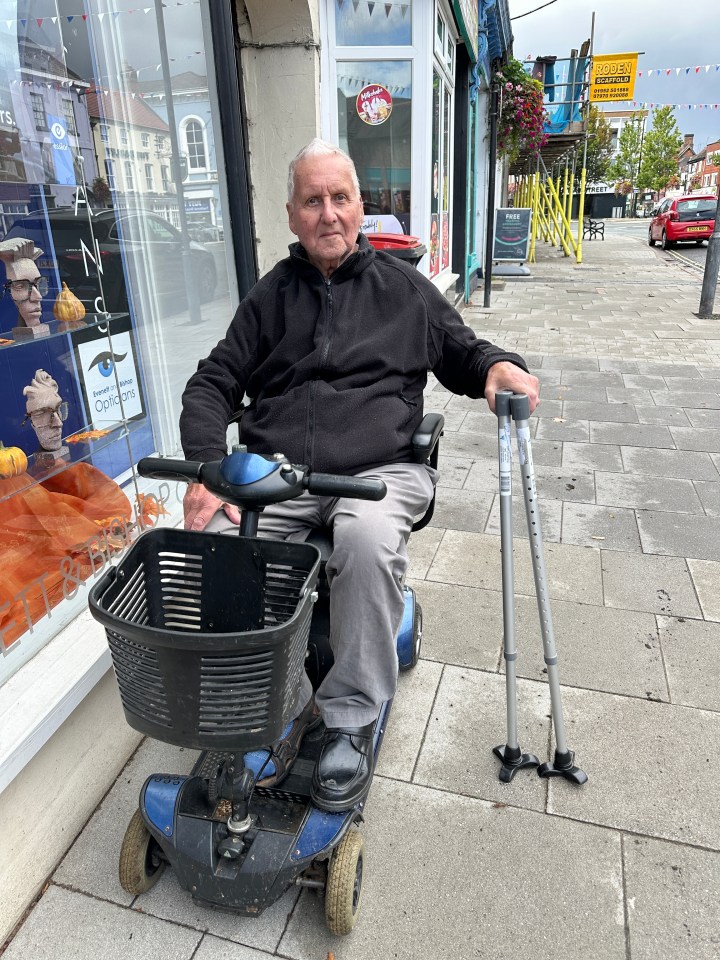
[287,138,361,202]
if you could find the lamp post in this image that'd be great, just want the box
[698,190,720,318]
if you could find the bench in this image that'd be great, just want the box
[583,217,605,240]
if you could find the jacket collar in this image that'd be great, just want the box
[289,232,375,283]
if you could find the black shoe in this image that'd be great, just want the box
[311,721,376,812]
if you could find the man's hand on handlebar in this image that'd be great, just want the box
[484,361,540,414]
[183,483,240,531]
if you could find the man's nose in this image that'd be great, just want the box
[320,197,337,221]
[50,410,63,425]
[29,285,42,301]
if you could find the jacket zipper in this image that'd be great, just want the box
[319,279,333,368]
[305,278,334,465]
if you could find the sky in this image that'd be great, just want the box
[510,0,720,151]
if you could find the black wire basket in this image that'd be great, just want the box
[89,528,320,751]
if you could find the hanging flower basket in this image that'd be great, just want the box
[495,60,548,163]
[614,180,633,196]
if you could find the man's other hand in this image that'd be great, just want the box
[183,483,241,531]
[484,362,540,414]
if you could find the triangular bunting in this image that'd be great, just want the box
[367,1,375,15]
[385,3,392,15]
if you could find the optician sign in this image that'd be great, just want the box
[73,315,146,428]
[589,53,639,103]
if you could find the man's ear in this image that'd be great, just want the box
[286,201,297,236]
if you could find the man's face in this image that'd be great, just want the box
[9,258,44,327]
[286,153,364,277]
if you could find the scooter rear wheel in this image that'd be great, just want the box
[119,809,166,895]
[325,829,365,935]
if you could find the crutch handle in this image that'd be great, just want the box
[510,393,530,421]
[495,389,513,417]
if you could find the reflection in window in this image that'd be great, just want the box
[161,165,171,192]
[337,60,412,235]
[30,92,47,130]
[105,159,116,190]
[62,99,77,136]
[141,133,150,148]
[335,0,412,46]
[184,119,207,170]
[124,160,134,191]
[100,123,109,143]
[145,164,154,191]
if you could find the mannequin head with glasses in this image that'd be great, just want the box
[0,237,49,335]
[22,369,67,453]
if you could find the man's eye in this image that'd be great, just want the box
[306,198,320,206]
[335,195,348,202]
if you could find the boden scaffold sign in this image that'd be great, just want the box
[589,52,639,102]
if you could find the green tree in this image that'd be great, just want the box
[585,106,614,183]
[637,106,683,191]
[607,112,644,186]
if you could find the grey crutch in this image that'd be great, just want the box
[493,390,587,785]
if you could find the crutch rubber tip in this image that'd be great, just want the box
[537,749,588,785]
[493,744,540,782]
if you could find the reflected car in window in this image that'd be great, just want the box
[648,195,717,250]
[4,208,217,313]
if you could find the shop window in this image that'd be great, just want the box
[335,0,412,46]
[429,65,453,276]
[1,4,239,684]
[337,59,412,234]
[183,118,207,171]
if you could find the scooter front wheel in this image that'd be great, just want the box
[325,829,365,935]
[119,809,166,895]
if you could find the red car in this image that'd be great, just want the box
[648,194,717,249]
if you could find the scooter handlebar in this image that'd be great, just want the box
[137,457,203,483]
[304,473,387,501]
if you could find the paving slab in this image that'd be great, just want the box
[427,530,604,606]
[484,493,562,542]
[694,480,720,516]
[684,407,720,428]
[54,739,193,906]
[374,655,443,781]
[595,473,704,514]
[563,401,639,423]
[600,553,701,618]
[546,687,720,849]
[194,936,282,960]
[2,885,203,960]
[634,404,691,426]
[406,525,443,579]
[686,559,720,622]
[656,615,720,711]
[436,454,472,488]
[669,425,720,453]
[409,580,502,672]
[561,441,623,473]
[589,422,675,448]
[279,777,625,960]
[535,417,590,443]
[636,511,720,561]
[512,594,668,700]
[624,836,720,960]
[429,484,494,532]
[620,446,720,481]
[561,502,641,552]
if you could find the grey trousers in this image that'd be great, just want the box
[205,462,436,727]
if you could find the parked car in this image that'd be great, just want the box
[648,194,717,250]
[4,207,217,313]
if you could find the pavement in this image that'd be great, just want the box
[4,222,720,959]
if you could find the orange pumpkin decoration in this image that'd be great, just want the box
[0,442,28,478]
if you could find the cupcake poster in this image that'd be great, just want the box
[356,84,393,125]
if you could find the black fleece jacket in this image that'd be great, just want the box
[180,234,528,475]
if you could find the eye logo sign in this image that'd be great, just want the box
[51,120,66,140]
[89,349,127,378]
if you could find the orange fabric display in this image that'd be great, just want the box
[0,462,132,648]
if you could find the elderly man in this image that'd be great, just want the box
[180,138,539,811]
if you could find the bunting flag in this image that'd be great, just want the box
[628,101,720,111]
[5,2,200,26]
[337,0,407,15]
[526,57,720,77]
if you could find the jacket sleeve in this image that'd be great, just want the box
[179,291,262,462]
[421,278,528,398]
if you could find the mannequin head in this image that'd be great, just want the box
[0,238,46,328]
[23,369,66,452]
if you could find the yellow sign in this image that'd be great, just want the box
[589,52,639,102]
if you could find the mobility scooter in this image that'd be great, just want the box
[88,413,443,935]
